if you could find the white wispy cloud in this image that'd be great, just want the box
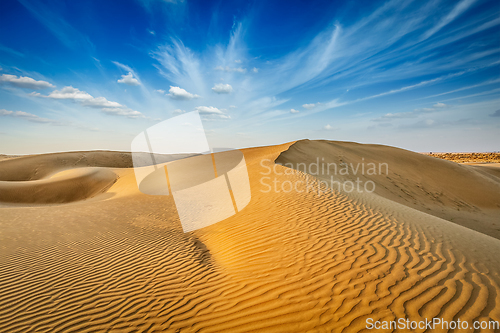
[418,78,500,100]
[0,44,25,57]
[437,87,500,102]
[45,86,93,100]
[287,0,495,94]
[118,72,140,86]
[422,0,477,40]
[81,97,123,108]
[212,83,233,94]
[214,66,247,73]
[35,86,144,118]
[112,62,147,97]
[372,103,449,122]
[148,0,496,131]
[168,86,200,100]
[151,21,344,124]
[17,0,93,51]
[194,106,229,118]
[355,71,468,103]
[0,109,61,125]
[101,108,144,118]
[302,103,318,109]
[194,106,222,114]
[0,108,103,131]
[0,74,54,90]
[152,39,206,94]
[3,0,495,153]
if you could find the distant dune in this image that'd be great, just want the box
[423,152,500,164]
[0,140,499,332]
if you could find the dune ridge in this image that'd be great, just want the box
[0,141,499,332]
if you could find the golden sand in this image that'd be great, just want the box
[0,140,499,332]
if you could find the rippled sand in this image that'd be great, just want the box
[1,140,499,332]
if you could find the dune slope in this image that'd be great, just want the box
[276,139,500,239]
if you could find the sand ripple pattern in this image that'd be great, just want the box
[1,144,499,332]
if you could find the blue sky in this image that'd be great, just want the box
[0,0,499,154]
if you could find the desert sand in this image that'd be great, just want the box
[1,140,499,332]
[422,152,500,164]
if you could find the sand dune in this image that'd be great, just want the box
[424,152,500,164]
[0,151,192,181]
[0,151,134,181]
[0,140,499,332]
[0,168,117,204]
[277,140,500,239]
